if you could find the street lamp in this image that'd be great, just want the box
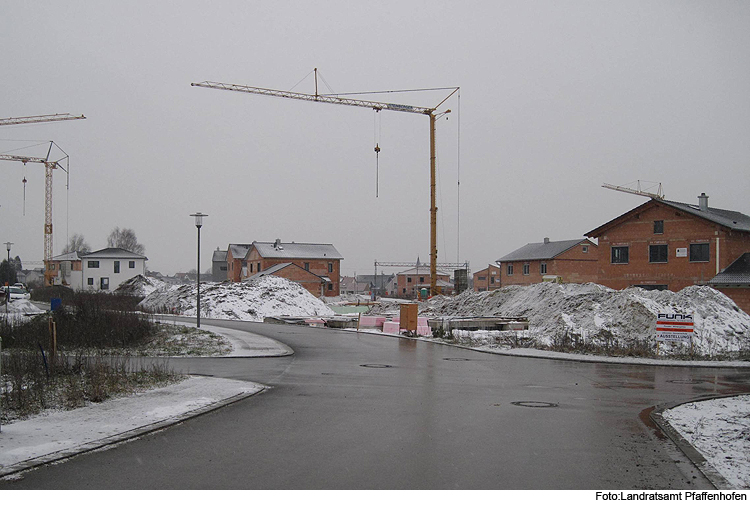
[3,242,11,315]
[190,213,207,328]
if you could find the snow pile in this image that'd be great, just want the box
[381,283,750,355]
[114,275,168,297]
[0,299,46,321]
[138,275,334,321]
[663,395,750,489]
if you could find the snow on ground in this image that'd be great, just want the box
[138,275,334,321]
[0,376,264,475]
[114,274,169,297]
[378,283,750,357]
[663,395,750,489]
[0,299,46,322]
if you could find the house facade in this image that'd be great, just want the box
[241,240,343,297]
[46,251,84,288]
[585,194,750,294]
[226,244,252,282]
[395,267,451,298]
[498,238,599,287]
[80,248,148,291]
[473,264,501,292]
[212,248,228,282]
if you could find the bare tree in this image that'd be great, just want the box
[107,227,145,254]
[61,233,91,254]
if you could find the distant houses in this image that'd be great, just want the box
[216,239,343,297]
[497,238,598,287]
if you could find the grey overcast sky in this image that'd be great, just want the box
[2,1,749,277]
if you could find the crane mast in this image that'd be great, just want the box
[1,114,84,283]
[0,147,68,281]
[192,73,458,296]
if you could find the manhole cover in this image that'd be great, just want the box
[668,379,703,385]
[360,364,393,369]
[443,357,471,361]
[511,401,558,408]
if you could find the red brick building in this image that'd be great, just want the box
[241,240,343,297]
[498,238,599,286]
[585,194,750,300]
[395,266,451,298]
[226,244,253,282]
[473,264,501,292]
[247,262,333,297]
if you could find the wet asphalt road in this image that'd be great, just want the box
[3,319,750,489]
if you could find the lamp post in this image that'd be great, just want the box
[190,213,207,328]
[3,242,11,315]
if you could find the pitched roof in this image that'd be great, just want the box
[50,251,83,261]
[212,249,228,262]
[587,198,750,237]
[227,244,252,259]
[709,253,750,286]
[659,199,750,232]
[251,241,343,260]
[81,248,147,260]
[497,239,590,262]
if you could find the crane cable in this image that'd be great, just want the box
[374,110,381,197]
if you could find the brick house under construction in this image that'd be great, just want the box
[497,238,599,287]
[585,193,750,312]
[241,240,343,297]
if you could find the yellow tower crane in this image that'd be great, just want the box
[192,70,458,296]
[0,114,84,283]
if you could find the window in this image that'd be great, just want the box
[478,276,486,281]
[419,277,425,283]
[327,283,333,291]
[540,263,547,274]
[87,278,94,286]
[490,277,495,284]
[257,263,261,273]
[582,246,589,253]
[50,263,56,270]
[611,246,629,264]
[402,288,406,294]
[690,243,710,262]
[88,260,100,268]
[523,263,530,275]
[507,264,513,276]
[649,244,668,263]
[100,277,109,290]
[407,277,412,283]
[654,220,664,234]
[249,264,253,273]
[114,261,120,274]
[220,266,227,271]
[304,262,310,271]
[129,261,135,269]
[328,263,333,273]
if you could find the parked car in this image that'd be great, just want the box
[2,285,31,300]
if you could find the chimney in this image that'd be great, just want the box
[274,238,281,249]
[698,193,709,211]
[543,237,550,244]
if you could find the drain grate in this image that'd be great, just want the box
[511,401,558,408]
[360,364,393,369]
[443,357,471,362]
[668,379,703,385]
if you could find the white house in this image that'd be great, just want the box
[80,248,148,291]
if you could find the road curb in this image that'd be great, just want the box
[649,394,747,490]
[0,387,266,479]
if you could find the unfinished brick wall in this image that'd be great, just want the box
[500,242,599,287]
[592,203,750,291]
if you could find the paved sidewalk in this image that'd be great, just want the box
[0,324,284,478]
